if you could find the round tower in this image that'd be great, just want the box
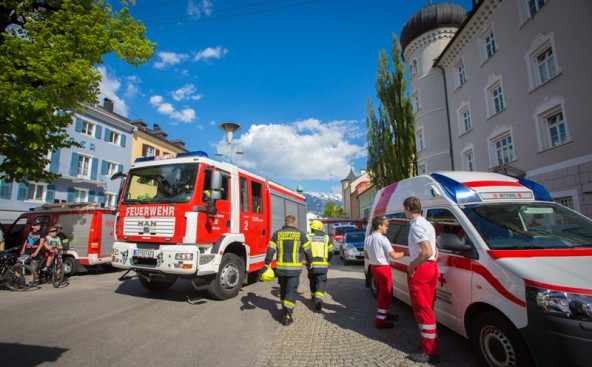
[400,2,466,174]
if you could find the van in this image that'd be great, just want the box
[364,171,592,367]
[5,202,116,275]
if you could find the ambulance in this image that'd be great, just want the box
[364,171,592,367]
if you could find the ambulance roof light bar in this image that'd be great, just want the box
[135,150,208,163]
[431,173,481,204]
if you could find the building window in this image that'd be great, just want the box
[77,155,92,179]
[492,85,505,114]
[537,47,557,84]
[416,129,425,152]
[1,180,13,199]
[107,130,120,144]
[411,59,418,76]
[554,196,574,210]
[142,144,159,157]
[27,182,47,202]
[458,104,472,135]
[74,188,88,203]
[81,121,95,136]
[463,149,475,171]
[491,133,515,165]
[457,62,467,87]
[483,30,497,59]
[413,91,421,112]
[485,76,506,118]
[534,97,570,151]
[529,0,548,17]
[105,193,116,207]
[418,163,427,175]
[546,111,568,148]
[106,162,119,176]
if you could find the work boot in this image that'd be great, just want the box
[313,298,322,311]
[281,309,293,326]
[408,352,440,364]
[375,321,394,329]
[386,313,399,321]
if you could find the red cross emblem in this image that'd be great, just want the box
[438,273,446,287]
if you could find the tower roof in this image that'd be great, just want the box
[400,2,467,53]
[341,168,358,182]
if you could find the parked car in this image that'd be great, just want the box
[340,230,365,265]
[332,225,356,254]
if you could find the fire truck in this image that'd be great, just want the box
[110,151,307,300]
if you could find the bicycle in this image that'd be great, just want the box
[0,250,37,291]
[30,248,64,288]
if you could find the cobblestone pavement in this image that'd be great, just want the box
[254,258,482,367]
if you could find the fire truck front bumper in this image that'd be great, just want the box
[111,242,218,275]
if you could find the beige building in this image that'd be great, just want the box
[401,0,592,215]
[130,121,187,163]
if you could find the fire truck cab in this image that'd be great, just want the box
[110,151,307,300]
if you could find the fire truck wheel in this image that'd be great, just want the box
[471,312,534,367]
[207,253,244,300]
[63,257,78,276]
[138,274,177,291]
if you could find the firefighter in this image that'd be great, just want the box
[404,196,440,364]
[263,215,310,326]
[303,219,333,311]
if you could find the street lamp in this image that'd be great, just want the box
[218,122,242,163]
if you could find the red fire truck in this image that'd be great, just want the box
[110,151,307,300]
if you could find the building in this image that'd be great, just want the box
[401,0,592,215]
[341,168,373,219]
[129,121,187,163]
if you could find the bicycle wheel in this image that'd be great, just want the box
[6,264,37,291]
[52,261,64,288]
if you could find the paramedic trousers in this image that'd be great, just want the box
[308,270,327,302]
[408,261,439,356]
[371,264,393,326]
[278,275,300,313]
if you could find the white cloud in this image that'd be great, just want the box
[171,84,203,101]
[149,95,196,125]
[187,0,213,18]
[154,51,190,69]
[124,75,142,98]
[97,66,129,117]
[232,119,366,181]
[194,46,228,62]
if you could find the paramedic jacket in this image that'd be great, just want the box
[304,230,333,274]
[265,225,310,277]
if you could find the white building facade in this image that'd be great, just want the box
[402,0,592,216]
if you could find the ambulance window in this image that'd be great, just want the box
[240,177,248,212]
[387,218,410,246]
[251,181,263,214]
[427,209,461,235]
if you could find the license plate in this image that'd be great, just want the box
[135,249,154,258]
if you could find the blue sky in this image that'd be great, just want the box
[99,0,473,196]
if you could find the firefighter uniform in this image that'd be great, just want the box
[408,215,439,357]
[304,229,333,310]
[265,222,310,325]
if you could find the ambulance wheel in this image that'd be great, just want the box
[63,257,78,276]
[138,274,177,291]
[471,312,534,367]
[208,253,244,300]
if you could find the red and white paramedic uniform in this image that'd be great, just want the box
[408,216,439,356]
[364,231,395,327]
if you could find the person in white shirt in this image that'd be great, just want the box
[364,216,404,329]
[404,196,440,364]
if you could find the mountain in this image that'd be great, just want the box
[303,192,342,215]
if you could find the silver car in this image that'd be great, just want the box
[339,230,365,265]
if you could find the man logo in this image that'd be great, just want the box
[138,221,157,227]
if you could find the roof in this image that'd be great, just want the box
[341,168,358,182]
[400,2,467,53]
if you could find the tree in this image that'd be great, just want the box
[0,0,156,182]
[366,34,416,189]
[322,202,345,218]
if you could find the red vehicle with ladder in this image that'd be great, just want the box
[110,151,307,300]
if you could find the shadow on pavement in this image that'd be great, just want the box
[0,342,68,366]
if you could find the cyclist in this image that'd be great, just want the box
[43,226,62,272]
[20,219,47,271]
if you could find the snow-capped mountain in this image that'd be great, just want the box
[303,192,343,215]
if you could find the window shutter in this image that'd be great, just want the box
[0,181,12,199]
[67,187,75,202]
[104,128,110,141]
[101,160,108,175]
[120,134,126,147]
[90,157,99,180]
[46,185,56,203]
[75,118,83,132]
[142,144,148,156]
[70,153,79,177]
[97,191,105,204]
[118,164,124,173]
[156,149,161,156]
[17,182,29,201]
[95,125,102,139]
[49,150,61,173]
[89,190,95,203]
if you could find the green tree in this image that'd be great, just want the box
[0,0,156,182]
[322,202,345,218]
[366,34,416,189]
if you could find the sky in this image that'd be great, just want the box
[98,0,473,196]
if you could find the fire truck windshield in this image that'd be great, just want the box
[122,163,198,204]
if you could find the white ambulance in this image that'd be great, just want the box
[364,171,592,367]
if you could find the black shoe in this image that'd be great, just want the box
[281,313,293,326]
[408,353,440,364]
[314,300,322,311]
[386,314,399,321]
[375,322,394,329]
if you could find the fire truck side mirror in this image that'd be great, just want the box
[111,172,127,180]
[209,170,223,201]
